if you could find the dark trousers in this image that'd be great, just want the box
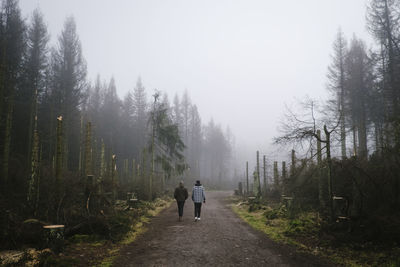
[194,202,202,218]
[177,201,185,217]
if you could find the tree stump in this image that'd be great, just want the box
[43,225,65,252]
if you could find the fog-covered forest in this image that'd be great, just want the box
[0,0,234,205]
[1,0,400,266]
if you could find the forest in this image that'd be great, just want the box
[272,0,400,229]
[0,0,233,252]
[1,0,400,266]
[233,0,400,265]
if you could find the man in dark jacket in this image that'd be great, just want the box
[174,181,188,221]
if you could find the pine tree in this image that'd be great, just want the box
[367,0,400,145]
[345,36,374,158]
[327,29,348,159]
[181,90,191,146]
[132,77,147,156]
[51,16,87,171]
[0,0,26,186]
[189,104,202,178]
[100,77,120,150]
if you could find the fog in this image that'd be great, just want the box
[20,0,370,165]
[3,2,400,263]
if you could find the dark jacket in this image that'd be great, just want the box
[174,185,188,202]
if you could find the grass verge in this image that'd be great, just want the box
[231,197,400,267]
[98,198,171,266]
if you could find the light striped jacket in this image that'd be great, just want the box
[192,185,206,203]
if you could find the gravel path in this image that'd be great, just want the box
[114,191,334,267]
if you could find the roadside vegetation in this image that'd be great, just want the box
[0,197,171,266]
[231,196,400,267]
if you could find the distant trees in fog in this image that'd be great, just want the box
[0,0,234,208]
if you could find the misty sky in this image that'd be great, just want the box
[19,0,371,164]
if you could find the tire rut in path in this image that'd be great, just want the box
[114,191,334,267]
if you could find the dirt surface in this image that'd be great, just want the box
[114,191,335,267]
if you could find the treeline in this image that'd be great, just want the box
[0,0,233,246]
[270,0,400,242]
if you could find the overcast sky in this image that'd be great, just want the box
[19,0,371,165]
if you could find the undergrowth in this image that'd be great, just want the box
[0,196,173,266]
[232,197,400,267]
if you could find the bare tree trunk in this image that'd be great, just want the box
[78,116,84,174]
[28,86,40,209]
[246,161,249,195]
[358,111,368,159]
[273,161,279,190]
[111,154,117,203]
[27,129,39,211]
[290,150,296,176]
[142,148,147,199]
[150,129,154,200]
[2,92,15,187]
[263,155,267,196]
[28,88,39,165]
[282,161,287,195]
[131,159,136,189]
[84,122,92,176]
[0,43,6,189]
[35,144,42,215]
[352,125,358,157]
[55,116,64,191]
[317,130,322,165]
[123,159,128,184]
[98,140,105,194]
[374,123,381,154]
[256,151,261,197]
[324,125,334,220]
[340,111,347,159]
[253,171,258,196]
[317,130,326,210]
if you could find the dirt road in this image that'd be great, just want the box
[114,191,333,267]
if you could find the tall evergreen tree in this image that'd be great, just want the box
[0,0,25,186]
[132,77,147,157]
[367,0,400,145]
[327,29,348,158]
[20,9,49,205]
[189,104,202,178]
[345,36,374,158]
[100,77,120,150]
[50,16,87,170]
[172,94,181,130]
[121,88,135,159]
[181,90,191,146]
[21,9,49,164]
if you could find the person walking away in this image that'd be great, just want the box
[192,180,206,221]
[174,181,188,221]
